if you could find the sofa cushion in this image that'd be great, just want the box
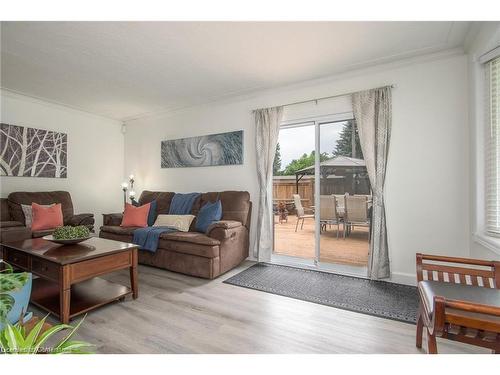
[121,203,150,228]
[1,198,11,221]
[22,203,54,227]
[157,239,219,258]
[139,191,175,216]
[0,226,32,242]
[0,221,24,228]
[160,231,220,246]
[100,225,140,236]
[8,191,74,224]
[31,203,63,231]
[32,229,56,238]
[196,200,222,233]
[153,214,195,232]
[199,191,251,228]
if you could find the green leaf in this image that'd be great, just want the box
[0,294,15,319]
[0,260,14,274]
[22,316,47,352]
[53,316,85,350]
[3,322,24,353]
[32,323,72,353]
[54,340,94,354]
[0,272,30,293]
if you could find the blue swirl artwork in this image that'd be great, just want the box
[161,130,243,168]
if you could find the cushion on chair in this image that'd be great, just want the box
[0,221,25,228]
[419,280,500,315]
[21,203,54,227]
[31,203,63,231]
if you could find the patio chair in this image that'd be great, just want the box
[319,195,343,238]
[293,194,314,232]
[344,194,370,240]
[333,194,346,219]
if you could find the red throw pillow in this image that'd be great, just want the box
[121,203,151,227]
[31,202,64,231]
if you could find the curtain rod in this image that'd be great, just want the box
[254,84,394,112]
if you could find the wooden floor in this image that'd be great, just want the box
[274,214,369,267]
[31,262,486,354]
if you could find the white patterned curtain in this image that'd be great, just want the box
[254,106,284,261]
[352,87,392,279]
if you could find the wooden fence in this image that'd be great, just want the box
[273,177,314,208]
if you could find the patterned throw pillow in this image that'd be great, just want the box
[21,203,54,228]
[153,215,195,232]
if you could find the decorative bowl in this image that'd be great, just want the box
[42,235,91,245]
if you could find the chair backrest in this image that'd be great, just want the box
[320,195,337,221]
[333,195,345,209]
[344,195,368,222]
[8,191,74,224]
[416,253,500,288]
[292,194,305,217]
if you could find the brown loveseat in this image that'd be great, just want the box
[0,191,95,244]
[99,191,252,279]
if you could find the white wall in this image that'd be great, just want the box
[465,22,500,261]
[0,90,125,229]
[125,51,470,284]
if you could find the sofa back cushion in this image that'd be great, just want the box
[199,191,251,228]
[0,198,10,221]
[139,191,175,218]
[138,190,251,229]
[8,191,74,225]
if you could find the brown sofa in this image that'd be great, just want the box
[99,190,252,279]
[0,191,95,244]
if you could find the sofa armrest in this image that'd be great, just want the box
[207,220,243,240]
[67,213,95,226]
[102,213,123,226]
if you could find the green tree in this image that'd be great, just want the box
[333,120,363,159]
[273,143,282,175]
[282,150,329,175]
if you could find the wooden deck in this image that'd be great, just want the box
[273,214,369,267]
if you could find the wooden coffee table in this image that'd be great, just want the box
[1,237,138,324]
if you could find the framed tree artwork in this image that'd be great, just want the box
[0,123,68,178]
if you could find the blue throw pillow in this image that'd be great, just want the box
[132,199,157,226]
[196,200,222,233]
[147,200,157,226]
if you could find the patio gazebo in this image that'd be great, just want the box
[294,156,370,195]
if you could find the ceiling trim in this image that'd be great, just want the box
[0,87,122,123]
[124,47,466,124]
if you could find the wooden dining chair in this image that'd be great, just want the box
[416,253,500,354]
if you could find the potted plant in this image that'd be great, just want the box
[0,260,93,354]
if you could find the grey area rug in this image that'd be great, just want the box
[224,263,418,324]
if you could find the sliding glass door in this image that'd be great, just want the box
[272,115,370,275]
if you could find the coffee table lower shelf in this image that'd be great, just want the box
[30,277,132,321]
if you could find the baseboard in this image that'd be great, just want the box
[388,272,416,286]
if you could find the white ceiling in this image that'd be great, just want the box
[1,22,470,121]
